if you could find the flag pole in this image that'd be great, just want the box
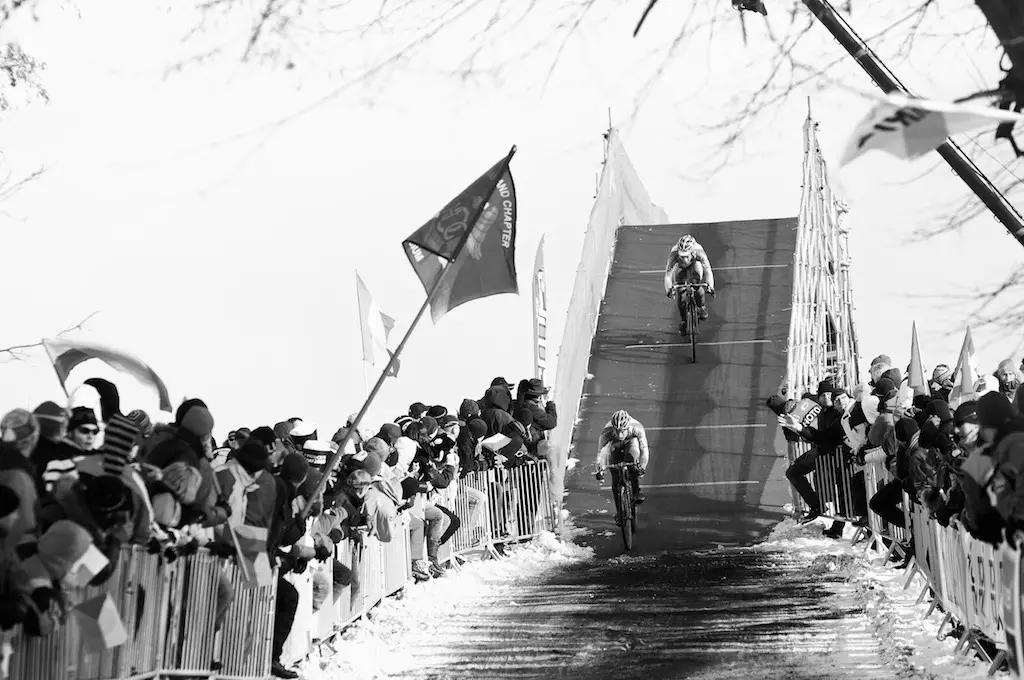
[297,145,517,521]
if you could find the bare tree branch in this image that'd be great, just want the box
[0,311,101,362]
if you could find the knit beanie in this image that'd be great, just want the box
[100,414,139,476]
[394,415,414,430]
[894,418,919,443]
[978,391,1018,431]
[954,401,979,426]
[236,439,270,473]
[33,401,68,441]
[408,402,428,419]
[280,452,310,485]
[932,365,952,384]
[83,378,121,422]
[468,418,487,439]
[250,426,277,447]
[871,354,892,368]
[459,399,481,422]
[925,399,953,424]
[174,398,208,427]
[274,421,295,441]
[377,423,402,446]
[161,461,202,504]
[426,405,448,419]
[363,437,390,459]
[69,406,99,431]
[180,405,215,439]
[126,409,154,439]
[1,409,40,456]
[357,452,382,477]
[420,416,438,437]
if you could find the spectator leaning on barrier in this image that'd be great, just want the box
[518,378,557,458]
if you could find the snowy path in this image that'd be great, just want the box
[300,523,997,680]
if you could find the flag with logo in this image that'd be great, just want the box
[403,147,519,323]
[949,326,979,407]
[355,272,399,377]
[42,337,172,412]
[907,321,928,397]
[841,92,1024,166]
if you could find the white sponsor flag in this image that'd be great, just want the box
[355,271,398,377]
[841,92,1024,166]
[948,326,979,409]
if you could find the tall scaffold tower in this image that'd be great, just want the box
[787,107,861,398]
[784,107,863,518]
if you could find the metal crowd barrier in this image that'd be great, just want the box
[3,460,556,680]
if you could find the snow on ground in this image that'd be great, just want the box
[758,518,1001,679]
[298,529,594,680]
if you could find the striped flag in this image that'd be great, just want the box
[42,337,172,413]
[355,272,399,378]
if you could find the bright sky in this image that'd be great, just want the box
[2,0,1021,440]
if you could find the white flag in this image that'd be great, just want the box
[841,93,1024,166]
[948,326,979,409]
[355,272,398,377]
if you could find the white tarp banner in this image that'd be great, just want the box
[549,129,668,523]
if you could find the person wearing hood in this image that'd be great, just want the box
[956,401,1005,544]
[929,365,954,402]
[479,386,514,437]
[143,399,214,469]
[478,377,515,415]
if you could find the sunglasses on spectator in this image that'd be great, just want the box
[76,426,99,436]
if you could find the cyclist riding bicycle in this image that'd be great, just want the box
[664,234,715,335]
[594,409,650,523]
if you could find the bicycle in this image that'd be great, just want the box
[607,461,640,551]
[671,281,710,363]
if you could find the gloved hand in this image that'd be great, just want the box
[145,537,164,555]
[708,287,716,297]
[637,467,646,478]
[314,544,332,562]
[294,558,310,575]
[665,289,673,298]
[177,539,200,557]
[595,470,605,483]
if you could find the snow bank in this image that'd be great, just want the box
[298,530,593,680]
[760,519,998,679]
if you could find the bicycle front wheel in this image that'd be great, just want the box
[689,303,698,363]
[618,482,634,551]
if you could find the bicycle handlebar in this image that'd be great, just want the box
[671,282,709,290]
[606,462,639,469]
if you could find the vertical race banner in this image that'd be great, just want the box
[532,235,548,384]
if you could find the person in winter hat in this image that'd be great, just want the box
[144,400,214,470]
[479,386,513,437]
[0,410,41,554]
[126,409,154,440]
[408,402,428,420]
[30,402,80,494]
[995,359,1022,400]
[458,398,481,423]
[930,365,954,401]
[478,377,515,415]
[518,378,557,456]
[376,423,402,448]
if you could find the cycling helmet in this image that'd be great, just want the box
[677,235,695,252]
[611,410,631,430]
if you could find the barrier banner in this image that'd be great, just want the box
[1002,545,1023,676]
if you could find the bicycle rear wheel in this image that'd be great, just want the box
[618,482,634,551]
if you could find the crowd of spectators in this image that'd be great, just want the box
[0,374,557,679]
[768,352,1024,570]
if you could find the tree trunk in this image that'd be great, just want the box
[975,0,1024,86]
